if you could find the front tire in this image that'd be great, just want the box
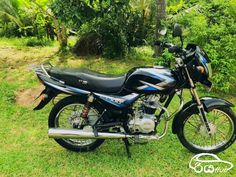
[177,107,236,153]
[48,96,105,152]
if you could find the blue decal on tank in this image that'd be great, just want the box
[143,86,157,91]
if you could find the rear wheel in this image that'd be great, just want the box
[48,96,105,152]
[177,107,236,153]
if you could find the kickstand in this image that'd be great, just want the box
[123,138,131,159]
[93,126,98,137]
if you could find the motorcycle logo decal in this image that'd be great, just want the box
[78,80,88,85]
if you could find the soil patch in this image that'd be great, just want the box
[16,85,44,107]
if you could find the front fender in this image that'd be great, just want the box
[172,97,234,134]
[200,97,234,111]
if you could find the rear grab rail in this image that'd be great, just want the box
[39,63,65,85]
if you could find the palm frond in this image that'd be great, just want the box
[0,11,23,27]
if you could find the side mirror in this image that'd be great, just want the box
[173,24,182,37]
[158,28,167,36]
[173,23,183,47]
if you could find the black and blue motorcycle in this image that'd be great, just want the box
[33,24,236,157]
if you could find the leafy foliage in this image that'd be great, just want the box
[0,0,54,41]
[0,0,235,92]
[169,0,236,92]
[0,0,23,37]
[71,0,131,58]
[51,0,154,58]
[26,37,52,46]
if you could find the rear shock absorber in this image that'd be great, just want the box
[80,94,95,119]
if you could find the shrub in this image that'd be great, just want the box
[0,22,21,37]
[76,17,128,58]
[155,49,175,67]
[26,37,52,47]
[73,32,103,56]
[51,0,152,58]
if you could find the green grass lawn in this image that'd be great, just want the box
[0,39,235,177]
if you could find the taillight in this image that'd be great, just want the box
[41,94,48,101]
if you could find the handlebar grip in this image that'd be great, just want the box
[168,45,181,53]
[154,41,182,54]
[154,41,173,48]
[154,41,162,46]
[163,43,173,48]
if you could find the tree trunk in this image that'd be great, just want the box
[155,0,166,57]
[53,19,68,50]
[31,0,68,50]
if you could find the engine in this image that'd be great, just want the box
[128,95,160,134]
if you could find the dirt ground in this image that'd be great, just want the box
[15,85,45,107]
[0,46,57,107]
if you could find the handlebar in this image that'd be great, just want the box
[154,41,199,66]
[154,40,172,48]
[154,41,183,54]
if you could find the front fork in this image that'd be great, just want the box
[184,66,212,134]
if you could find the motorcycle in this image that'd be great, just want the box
[33,24,236,158]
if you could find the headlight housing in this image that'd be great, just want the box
[198,53,212,79]
[206,63,212,79]
[185,44,212,85]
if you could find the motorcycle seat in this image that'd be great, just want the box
[48,67,126,94]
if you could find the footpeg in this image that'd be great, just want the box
[93,128,98,137]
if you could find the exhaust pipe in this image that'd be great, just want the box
[48,128,159,141]
[48,128,132,139]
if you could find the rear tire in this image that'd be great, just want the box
[48,96,105,152]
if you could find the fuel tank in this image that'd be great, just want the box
[124,66,177,94]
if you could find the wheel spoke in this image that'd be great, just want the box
[55,103,100,146]
[217,129,227,140]
[183,109,234,151]
[216,119,228,127]
[214,133,217,146]
[187,121,199,130]
[190,115,200,126]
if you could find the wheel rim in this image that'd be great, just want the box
[55,103,100,146]
[183,109,234,151]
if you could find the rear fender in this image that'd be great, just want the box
[172,97,234,134]
[33,87,60,110]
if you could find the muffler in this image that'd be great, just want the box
[48,128,132,139]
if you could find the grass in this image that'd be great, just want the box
[0,37,55,48]
[0,38,235,177]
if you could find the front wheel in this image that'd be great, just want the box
[177,107,236,153]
